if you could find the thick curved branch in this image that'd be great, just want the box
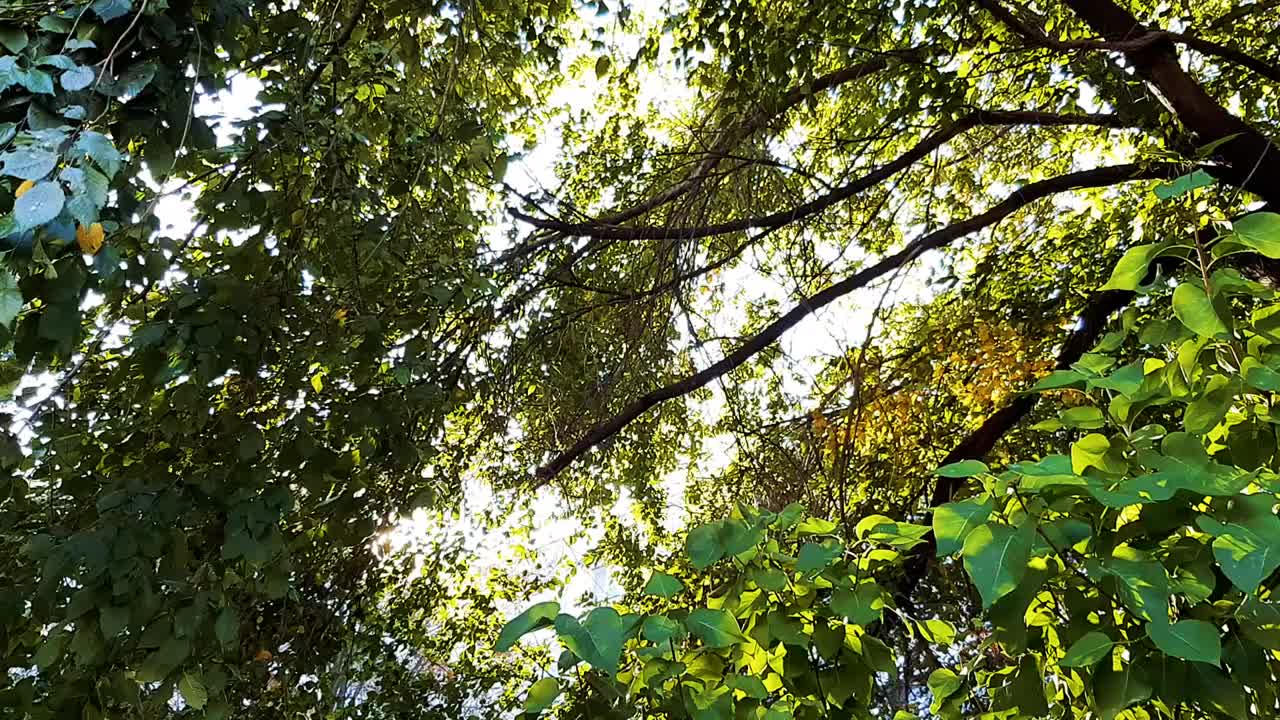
[986,0,1280,205]
[531,162,1181,484]
[514,111,1133,241]
[978,0,1280,83]
[1174,34,1280,85]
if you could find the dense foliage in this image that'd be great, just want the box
[0,0,1276,718]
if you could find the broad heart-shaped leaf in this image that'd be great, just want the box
[494,601,558,652]
[720,516,765,555]
[796,540,842,572]
[1099,548,1169,622]
[554,608,626,675]
[1232,212,1280,258]
[178,673,208,710]
[72,132,123,178]
[686,520,726,569]
[642,571,683,599]
[726,674,768,699]
[214,607,238,648]
[641,615,684,644]
[1173,282,1230,338]
[1,147,57,180]
[1197,515,1280,593]
[0,28,27,54]
[12,181,65,230]
[524,677,560,714]
[91,0,133,21]
[1101,242,1169,291]
[1148,619,1221,665]
[933,497,993,556]
[830,580,883,625]
[99,61,157,98]
[686,608,744,649]
[0,269,22,328]
[1059,631,1113,668]
[935,459,988,478]
[927,668,961,711]
[60,66,95,92]
[961,523,1032,608]
[1093,664,1152,720]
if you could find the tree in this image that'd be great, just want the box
[0,0,1276,717]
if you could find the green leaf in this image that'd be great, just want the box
[1059,631,1113,667]
[18,67,54,95]
[72,131,122,178]
[1232,212,1280,258]
[1031,369,1086,390]
[750,567,787,591]
[687,520,726,569]
[99,61,156,97]
[1,148,57,180]
[933,497,992,556]
[34,630,67,669]
[796,541,841,572]
[1101,242,1168,290]
[1198,515,1280,593]
[0,28,28,53]
[643,571,683,599]
[1153,169,1215,200]
[61,66,94,91]
[1173,282,1230,338]
[494,601,558,652]
[524,677,559,714]
[98,606,129,638]
[0,269,21,328]
[1072,433,1123,475]
[13,181,64,230]
[961,523,1031,608]
[641,615,684,644]
[1059,406,1104,429]
[554,609,627,675]
[830,580,883,625]
[720,517,764,555]
[214,607,238,648]
[91,0,133,20]
[927,668,961,708]
[686,608,744,649]
[179,673,208,710]
[1093,664,1151,720]
[1148,619,1221,665]
[935,459,988,478]
[1101,548,1169,622]
[726,674,768,699]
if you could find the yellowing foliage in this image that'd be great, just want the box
[76,223,105,255]
[14,180,34,198]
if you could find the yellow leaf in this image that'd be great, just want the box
[14,180,35,198]
[254,649,272,662]
[310,373,323,393]
[76,223,105,255]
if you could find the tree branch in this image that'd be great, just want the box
[513,111,1134,241]
[984,0,1280,205]
[596,50,926,226]
[530,162,1182,484]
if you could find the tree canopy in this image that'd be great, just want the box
[0,0,1279,718]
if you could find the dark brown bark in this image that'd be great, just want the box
[1055,0,1280,204]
